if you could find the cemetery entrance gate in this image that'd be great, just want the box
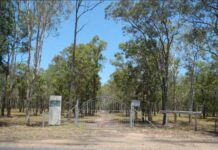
[74,96,138,129]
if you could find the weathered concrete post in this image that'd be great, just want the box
[195,114,198,131]
[48,96,62,125]
[165,113,168,126]
[130,100,140,128]
[130,105,134,128]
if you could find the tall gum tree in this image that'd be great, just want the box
[68,0,102,120]
[23,0,72,125]
[179,0,218,58]
[105,0,181,125]
[0,0,28,116]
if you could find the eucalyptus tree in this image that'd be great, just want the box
[195,61,218,118]
[168,57,180,122]
[16,63,28,112]
[72,36,106,115]
[45,51,71,114]
[182,35,203,123]
[87,36,106,114]
[23,0,72,125]
[105,0,181,124]
[0,0,28,116]
[0,0,13,115]
[115,39,160,121]
[111,60,137,105]
[68,0,102,119]
[176,0,218,123]
[46,36,106,115]
[179,0,218,58]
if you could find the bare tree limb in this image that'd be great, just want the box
[77,1,103,20]
[76,22,88,34]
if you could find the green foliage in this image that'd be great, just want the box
[0,0,14,74]
[105,0,181,122]
[45,36,106,109]
[179,0,218,58]
[195,61,218,116]
[105,0,218,121]
[0,0,217,123]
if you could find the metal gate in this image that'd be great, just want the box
[74,96,133,129]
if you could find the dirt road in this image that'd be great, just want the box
[0,112,217,150]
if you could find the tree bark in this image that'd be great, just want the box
[162,75,168,125]
[147,94,153,121]
[7,44,16,117]
[68,0,80,121]
[1,75,7,116]
[161,44,170,125]
[141,96,145,122]
[188,67,194,123]
[173,73,177,123]
[25,1,34,125]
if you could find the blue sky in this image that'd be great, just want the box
[41,1,129,85]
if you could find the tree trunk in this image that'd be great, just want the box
[34,100,39,116]
[202,89,206,119]
[188,72,194,123]
[173,75,177,123]
[7,106,11,117]
[7,46,16,117]
[162,75,168,125]
[153,103,156,116]
[202,105,206,119]
[19,103,22,112]
[1,75,7,116]
[6,97,11,117]
[25,46,31,125]
[68,0,79,121]
[25,0,34,126]
[188,56,196,124]
[1,94,6,116]
[147,94,153,122]
[141,99,145,122]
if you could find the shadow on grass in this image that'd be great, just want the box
[0,113,24,127]
[29,121,48,127]
[0,112,44,127]
[202,130,218,137]
[79,120,96,124]
[12,113,26,118]
[151,139,218,144]
[0,121,10,127]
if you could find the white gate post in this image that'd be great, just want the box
[130,100,140,128]
[130,105,134,128]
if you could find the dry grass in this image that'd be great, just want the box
[151,113,217,132]
[0,110,218,150]
[0,109,217,142]
[0,109,86,141]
